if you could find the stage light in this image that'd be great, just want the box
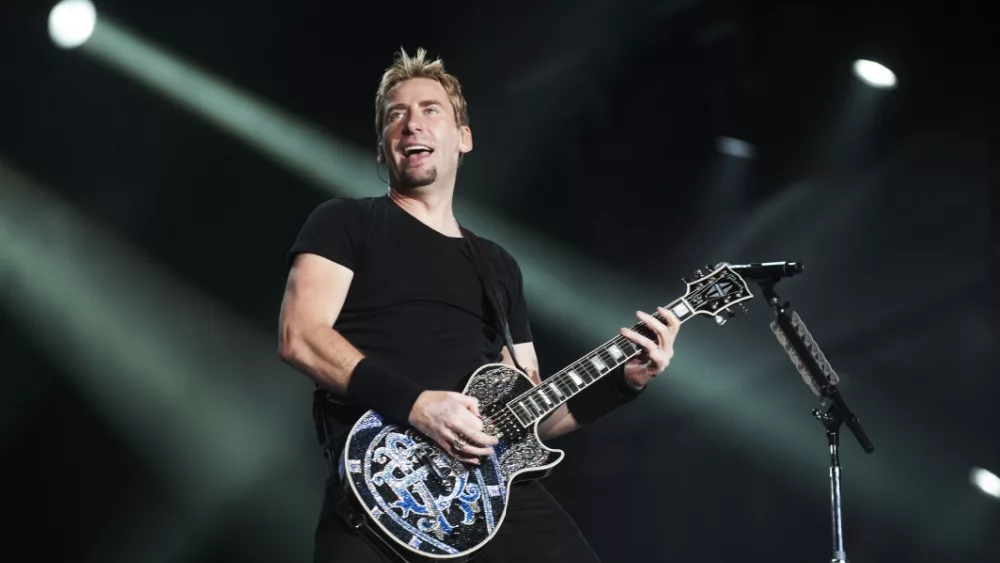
[715,136,756,159]
[853,59,896,89]
[48,0,97,49]
[970,467,1000,500]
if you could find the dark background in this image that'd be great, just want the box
[2,1,997,562]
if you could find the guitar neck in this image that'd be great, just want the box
[505,295,698,426]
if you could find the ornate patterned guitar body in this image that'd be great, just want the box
[339,264,753,561]
[340,364,559,562]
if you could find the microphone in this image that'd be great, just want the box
[721,261,804,281]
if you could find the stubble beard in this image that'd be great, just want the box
[398,166,438,190]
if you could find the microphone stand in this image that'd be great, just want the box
[756,277,874,563]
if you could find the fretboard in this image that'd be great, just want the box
[505,296,698,426]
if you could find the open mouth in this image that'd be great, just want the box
[402,145,434,163]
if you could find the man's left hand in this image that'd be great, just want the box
[620,307,681,390]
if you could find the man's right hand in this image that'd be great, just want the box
[408,391,498,464]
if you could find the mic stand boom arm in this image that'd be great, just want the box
[758,279,874,563]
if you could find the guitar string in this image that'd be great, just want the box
[497,290,704,414]
[482,279,739,434]
[485,275,746,433]
[483,299,698,432]
[482,330,652,433]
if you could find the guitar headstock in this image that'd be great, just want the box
[681,263,754,325]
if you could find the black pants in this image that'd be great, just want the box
[314,476,602,563]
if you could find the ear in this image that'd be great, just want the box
[458,126,473,155]
[376,139,385,163]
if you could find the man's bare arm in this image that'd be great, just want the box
[279,252,497,462]
[278,253,363,394]
[500,342,582,440]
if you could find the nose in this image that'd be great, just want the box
[403,110,425,134]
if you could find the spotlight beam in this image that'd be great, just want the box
[0,159,319,563]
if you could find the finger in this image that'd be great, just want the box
[451,443,482,464]
[452,433,495,457]
[636,310,670,341]
[455,407,486,434]
[463,426,500,448]
[640,349,664,371]
[448,415,498,450]
[454,419,499,450]
[657,308,682,334]
[443,439,482,464]
[458,394,482,418]
[650,351,670,372]
[620,327,658,354]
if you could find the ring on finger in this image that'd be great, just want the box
[452,438,467,452]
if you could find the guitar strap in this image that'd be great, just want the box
[459,224,528,375]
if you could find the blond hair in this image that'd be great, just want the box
[374,47,469,137]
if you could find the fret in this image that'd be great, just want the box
[516,304,677,427]
[500,286,746,427]
[608,345,622,359]
[617,339,640,356]
[635,323,658,340]
[593,353,609,369]
[527,396,542,414]
[670,301,692,319]
[588,355,609,373]
[531,398,545,417]
[607,344,624,360]
[535,389,553,406]
[566,370,584,386]
[520,399,536,418]
[562,375,580,394]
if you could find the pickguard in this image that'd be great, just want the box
[341,363,564,559]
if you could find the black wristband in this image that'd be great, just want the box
[566,365,644,425]
[346,357,426,425]
[611,366,645,400]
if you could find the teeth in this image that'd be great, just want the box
[404,145,430,155]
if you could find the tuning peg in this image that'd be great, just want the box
[739,303,749,314]
[714,314,728,326]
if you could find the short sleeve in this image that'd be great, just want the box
[496,248,533,344]
[287,198,368,271]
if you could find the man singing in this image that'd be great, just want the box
[278,47,681,563]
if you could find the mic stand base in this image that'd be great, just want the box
[814,407,848,563]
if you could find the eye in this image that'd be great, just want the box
[387,109,405,121]
[425,106,440,115]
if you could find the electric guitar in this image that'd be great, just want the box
[338,264,753,562]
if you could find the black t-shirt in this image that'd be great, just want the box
[288,195,533,437]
